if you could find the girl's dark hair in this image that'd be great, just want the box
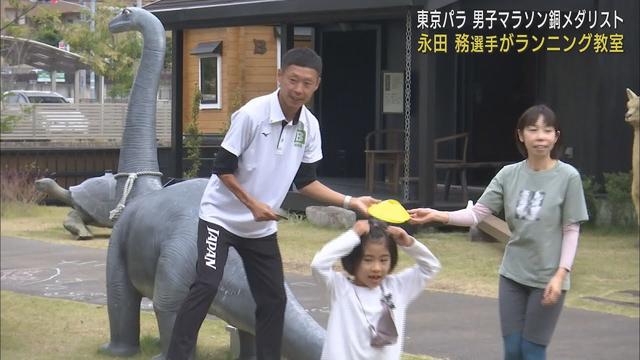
[515,104,563,159]
[282,48,323,76]
[341,219,398,276]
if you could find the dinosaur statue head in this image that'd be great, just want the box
[626,88,639,128]
[109,7,149,34]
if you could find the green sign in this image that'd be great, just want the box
[37,71,65,83]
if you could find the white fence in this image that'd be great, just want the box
[1,102,172,147]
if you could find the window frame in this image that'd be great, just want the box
[197,54,222,110]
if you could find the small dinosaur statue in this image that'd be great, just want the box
[34,173,116,239]
[625,88,639,224]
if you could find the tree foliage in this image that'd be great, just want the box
[30,7,63,46]
[183,85,203,178]
[60,0,142,98]
[1,0,163,99]
[2,0,63,44]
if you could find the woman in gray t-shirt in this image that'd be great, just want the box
[409,105,588,360]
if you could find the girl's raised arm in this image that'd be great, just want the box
[311,227,362,290]
[388,227,441,303]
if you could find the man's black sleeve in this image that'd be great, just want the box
[293,161,319,189]
[212,148,238,175]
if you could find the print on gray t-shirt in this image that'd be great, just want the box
[515,190,546,221]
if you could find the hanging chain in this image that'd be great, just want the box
[403,10,412,202]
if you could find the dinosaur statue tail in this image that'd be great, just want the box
[281,285,325,359]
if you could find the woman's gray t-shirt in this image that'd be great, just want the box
[478,160,589,290]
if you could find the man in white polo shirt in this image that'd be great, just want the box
[168,48,377,360]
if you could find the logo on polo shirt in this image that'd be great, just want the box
[294,128,306,147]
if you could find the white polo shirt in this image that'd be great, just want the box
[199,89,323,238]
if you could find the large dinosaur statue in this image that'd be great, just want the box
[100,8,324,359]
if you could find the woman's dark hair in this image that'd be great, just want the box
[282,48,323,76]
[514,104,563,159]
[341,219,398,276]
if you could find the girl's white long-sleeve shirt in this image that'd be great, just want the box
[311,230,441,360]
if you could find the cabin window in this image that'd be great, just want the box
[199,55,221,109]
[191,41,223,110]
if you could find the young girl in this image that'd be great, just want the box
[409,104,588,359]
[311,219,440,360]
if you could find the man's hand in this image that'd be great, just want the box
[349,196,380,216]
[249,201,279,221]
[408,208,447,224]
[387,226,414,247]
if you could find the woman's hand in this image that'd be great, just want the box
[408,208,448,224]
[542,268,567,306]
[352,220,370,236]
[387,226,414,247]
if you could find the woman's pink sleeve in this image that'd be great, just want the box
[559,223,580,271]
[447,203,493,227]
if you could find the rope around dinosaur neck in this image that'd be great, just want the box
[109,171,163,221]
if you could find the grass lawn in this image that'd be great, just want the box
[415,227,640,317]
[0,290,232,360]
[2,203,639,318]
[2,202,639,318]
[0,203,437,360]
[0,291,434,360]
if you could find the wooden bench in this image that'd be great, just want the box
[434,133,513,202]
[434,161,512,202]
[476,213,511,242]
[463,200,511,243]
[365,129,405,194]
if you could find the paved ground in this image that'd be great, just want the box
[1,236,638,359]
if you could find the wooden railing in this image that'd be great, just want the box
[0,102,172,147]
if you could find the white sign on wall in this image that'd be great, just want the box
[383,72,403,114]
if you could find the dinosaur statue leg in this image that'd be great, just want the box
[63,210,93,240]
[151,233,199,360]
[100,232,142,356]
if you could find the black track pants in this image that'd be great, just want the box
[167,219,286,360]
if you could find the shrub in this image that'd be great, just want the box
[604,172,632,204]
[603,172,635,228]
[581,174,601,224]
[0,163,46,205]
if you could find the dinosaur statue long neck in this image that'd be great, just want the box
[116,10,165,201]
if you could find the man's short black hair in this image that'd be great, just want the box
[341,219,398,276]
[282,48,322,76]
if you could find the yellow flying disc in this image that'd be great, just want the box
[368,199,411,224]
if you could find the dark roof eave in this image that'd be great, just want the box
[147,0,426,29]
[156,8,413,29]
